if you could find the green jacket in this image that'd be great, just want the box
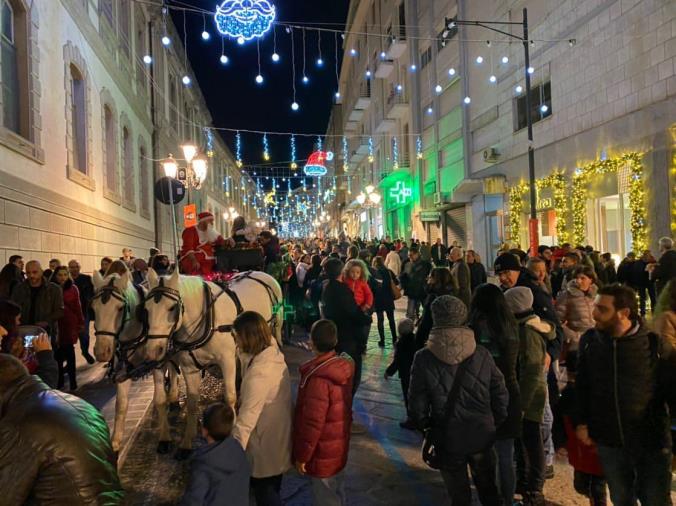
[516,313,555,422]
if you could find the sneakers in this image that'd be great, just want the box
[545,464,555,480]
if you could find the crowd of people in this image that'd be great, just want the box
[1,228,676,505]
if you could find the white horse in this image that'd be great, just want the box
[144,268,283,458]
[91,270,179,455]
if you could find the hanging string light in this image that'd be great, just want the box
[181,11,191,86]
[290,135,297,168]
[416,136,423,159]
[334,32,340,100]
[219,37,229,64]
[393,136,399,169]
[255,39,264,84]
[263,133,270,161]
[317,135,323,152]
[368,137,374,163]
[236,131,243,167]
[271,26,280,62]
[302,28,309,84]
[342,136,349,171]
[316,30,324,66]
[290,28,299,111]
[201,13,210,40]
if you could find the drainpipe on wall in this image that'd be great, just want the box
[457,0,472,180]
[148,18,162,250]
[407,0,423,240]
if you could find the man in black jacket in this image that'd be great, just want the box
[321,258,372,396]
[495,253,562,360]
[0,354,124,504]
[400,247,432,321]
[649,236,676,296]
[430,238,447,267]
[68,259,96,364]
[576,284,675,506]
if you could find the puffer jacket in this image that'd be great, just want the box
[400,259,432,300]
[576,322,673,449]
[58,281,84,346]
[0,375,124,505]
[516,314,555,422]
[232,344,293,478]
[293,352,354,478]
[555,281,597,346]
[408,326,508,457]
[471,319,521,440]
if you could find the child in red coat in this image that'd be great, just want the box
[560,350,607,505]
[342,259,374,311]
[293,320,354,505]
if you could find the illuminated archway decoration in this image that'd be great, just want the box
[508,172,568,244]
[214,0,276,42]
[304,150,332,177]
[571,152,646,250]
[389,180,412,204]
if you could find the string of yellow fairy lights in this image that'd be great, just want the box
[508,153,646,251]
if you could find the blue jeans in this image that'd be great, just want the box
[597,444,672,506]
[406,297,421,320]
[495,439,516,505]
[541,394,554,467]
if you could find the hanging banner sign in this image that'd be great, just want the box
[183,204,197,228]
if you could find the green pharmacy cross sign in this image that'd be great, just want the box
[389,181,412,204]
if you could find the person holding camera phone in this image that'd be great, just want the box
[0,299,57,388]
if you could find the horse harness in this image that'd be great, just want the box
[92,279,149,380]
[144,272,280,371]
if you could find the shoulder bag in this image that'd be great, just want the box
[421,359,467,469]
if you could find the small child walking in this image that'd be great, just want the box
[384,318,417,430]
[293,320,355,506]
[559,350,607,506]
[181,403,250,506]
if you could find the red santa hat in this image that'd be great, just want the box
[198,211,214,223]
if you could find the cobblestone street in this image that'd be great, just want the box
[114,302,599,506]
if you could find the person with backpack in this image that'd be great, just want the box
[408,295,508,505]
[504,287,556,506]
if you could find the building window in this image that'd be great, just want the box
[70,64,87,173]
[121,124,135,208]
[169,74,178,131]
[103,103,118,195]
[99,0,114,26]
[515,81,552,131]
[139,141,149,217]
[420,46,432,69]
[118,0,130,58]
[1,0,26,137]
[135,9,147,94]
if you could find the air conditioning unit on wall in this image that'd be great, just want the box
[483,147,500,163]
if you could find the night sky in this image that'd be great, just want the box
[170,0,350,186]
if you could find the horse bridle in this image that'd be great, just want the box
[144,279,184,341]
[92,279,134,340]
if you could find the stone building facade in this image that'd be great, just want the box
[0,0,251,272]
[332,0,675,263]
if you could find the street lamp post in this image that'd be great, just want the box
[445,8,539,255]
[356,185,382,239]
[162,144,208,261]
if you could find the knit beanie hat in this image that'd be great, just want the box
[494,252,522,273]
[397,318,415,336]
[504,286,534,315]
[431,295,467,328]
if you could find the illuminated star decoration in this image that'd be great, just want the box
[389,180,412,204]
[304,150,332,177]
[214,0,276,42]
[264,187,276,205]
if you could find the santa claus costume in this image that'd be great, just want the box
[179,211,224,276]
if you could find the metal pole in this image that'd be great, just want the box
[148,19,162,250]
[522,7,539,255]
[167,178,179,262]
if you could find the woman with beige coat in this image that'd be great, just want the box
[232,311,293,506]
